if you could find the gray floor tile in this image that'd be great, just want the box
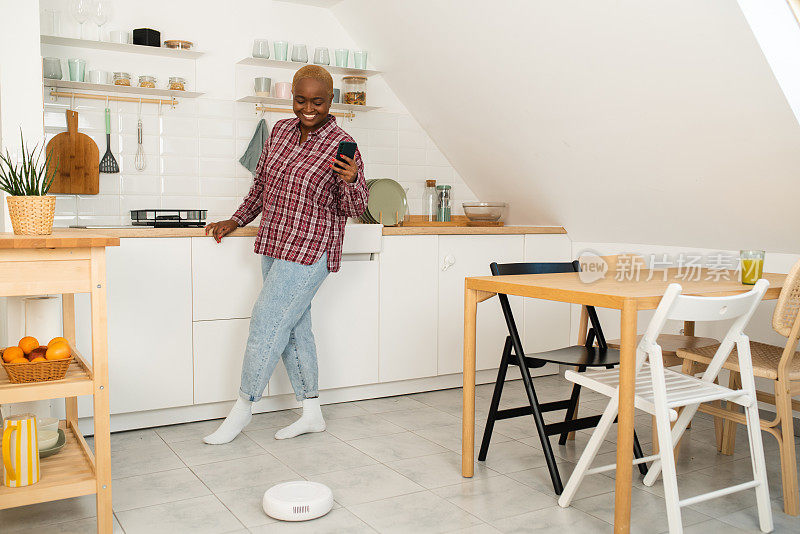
[413,422,513,453]
[109,428,167,451]
[0,495,97,532]
[32,515,125,534]
[111,439,184,479]
[354,395,429,413]
[350,491,483,534]
[507,458,615,500]
[245,426,342,454]
[246,409,298,431]
[155,419,225,443]
[386,451,499,489]
[717,499,799,533]
[433,475,555,522]
[168,433,265,466]
[324,413,406,441]
[480,439,549,474]
[673,518,753,534]
[190,452,298,493]
[490,505,612,533]
[270,441,377,476]
[308,401,371,420]
[520,432,617,463]
[311,464,423,505]
[214,485,282,528]
[249,507,376,533]
[446,524,502,534]
[115,495,242,534]
[347,431,447,462]
[379,406,461,431]
[112,467,210,512]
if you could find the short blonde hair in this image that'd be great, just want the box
[292,65,334,97]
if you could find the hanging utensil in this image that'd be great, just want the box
[135,100,146,171]
[99,106,119,173]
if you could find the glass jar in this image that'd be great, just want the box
[436,185,452,222]
[423,179,437,222]
[168,76,186,91]
[342,76,367,105]
[138,75,157,88]
[113,72,131,86]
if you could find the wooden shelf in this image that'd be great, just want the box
[237,57,380,77]
[44,78,204,99]
[237,95,380,112]
[41,35,203,59]
[0,347,94,404]
[0,421,96,510]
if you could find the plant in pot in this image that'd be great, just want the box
[0,132,57,235]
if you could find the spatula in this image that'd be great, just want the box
[99,107,119,173]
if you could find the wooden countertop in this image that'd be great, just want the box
[64,225,566,238]
[0,230,120,249]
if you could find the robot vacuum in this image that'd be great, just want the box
[263,481,334,521]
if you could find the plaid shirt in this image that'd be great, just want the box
[231,116,368,272]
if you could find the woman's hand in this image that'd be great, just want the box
[204,219,239,243]
[332,154,358,184]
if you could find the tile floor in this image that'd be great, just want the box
[3,375,799,533]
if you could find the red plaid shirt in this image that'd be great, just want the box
[231,116,368,272]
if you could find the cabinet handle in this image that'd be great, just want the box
[441,255,456,271]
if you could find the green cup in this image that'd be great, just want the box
[740,250,765,285]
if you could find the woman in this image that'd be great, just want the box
[203,65,368,444]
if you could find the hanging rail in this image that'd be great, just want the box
[254,105,354,120]
[49,88,177,107]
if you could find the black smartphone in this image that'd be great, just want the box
[336,141,357,163]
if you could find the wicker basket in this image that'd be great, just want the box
[6,195,56,235]
[1,349,73,384]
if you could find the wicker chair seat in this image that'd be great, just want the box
[678,341,800,381]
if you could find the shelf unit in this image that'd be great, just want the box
[237,95,380,112]
[0,233,120,533]
[237,57,380,77]
[44,78,204,99]
[41,35,204,59]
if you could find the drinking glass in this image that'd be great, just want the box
[273,40,288,61]
[291,43,308,63]
[253,39,269,58]
[92,0,111,41]
[70,0,92,39]
[334,48,348,67]
[353,50,368,69]
[313,47,330,65]
[740,250,765,285]
[43,57,63,80]
[68,58,86,82]
[41,9,62,36]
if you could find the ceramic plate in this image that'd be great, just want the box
[39,428,66,458]
[366,179,407,226]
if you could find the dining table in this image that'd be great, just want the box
[461,266,786,533]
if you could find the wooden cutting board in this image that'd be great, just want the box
[46,110,100,195]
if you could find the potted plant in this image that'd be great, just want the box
[0,132,57,235]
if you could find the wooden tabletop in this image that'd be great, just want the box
[0,230,120,249]
[466,268,786,309]
[382,225,566,236]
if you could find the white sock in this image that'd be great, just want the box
[203,397,253,445]
[275,398,326,440]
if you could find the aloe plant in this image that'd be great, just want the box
[0,131,57,196]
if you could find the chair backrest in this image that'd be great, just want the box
[772,259,800,338]
[490,261,608,348]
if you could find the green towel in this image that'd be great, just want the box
[239,118,269,175]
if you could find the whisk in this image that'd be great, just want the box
[134,101,146,171]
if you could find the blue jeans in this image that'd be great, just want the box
[239,253,329,402]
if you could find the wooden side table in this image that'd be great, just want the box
[0,231,119,533]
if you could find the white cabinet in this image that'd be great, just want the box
[75,238,193,415]
[193,319,250,404]
[379,236,438,382]
[269,257,380,395]
[437,235,525,375]
[191,237,261,321]
[523,235,573,351]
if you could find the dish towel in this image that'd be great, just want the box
[239,118,269,175]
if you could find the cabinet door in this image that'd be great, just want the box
[269,258,379,395]
[191,237,262,321]
[437,235,525,375]
[75,238,194,415]
[523,235,573,351]
[379,236,438,382]
[193,319,250,404]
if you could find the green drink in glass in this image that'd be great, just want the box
[740,250,765,285]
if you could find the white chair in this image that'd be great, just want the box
[557,280,773,534]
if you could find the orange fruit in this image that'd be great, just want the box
[30,356,46,363]
[29,347,48,360]
[18,336,39,355]
[45,341,70,360]
[48,337,69,348]
[9,358,29,364]
[3,346,24,363]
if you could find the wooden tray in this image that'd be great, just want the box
[399,215,504,227]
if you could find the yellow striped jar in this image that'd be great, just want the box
[2,413,40,488]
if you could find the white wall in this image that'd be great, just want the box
[38,0,477,225]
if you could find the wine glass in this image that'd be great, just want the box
[92,1,112,41]
[70,0,92,40]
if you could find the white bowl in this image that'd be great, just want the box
[38,417,59,433]
[38,430,59,450]
[462,202,508,222]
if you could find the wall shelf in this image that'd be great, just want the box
[237,57,380,77]
[44,78,204,99]
[41,35,204,59]
[237,95,379,112]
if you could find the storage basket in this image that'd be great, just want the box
[1,349,73,383]
[6,195,56,235]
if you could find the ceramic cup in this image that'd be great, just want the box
[67,58,86,82]
[334,48,348,68]
[109,30,130,44]
[332,88,341,103]
[273,81,292,99]
[88,70,109,84]
[313,47,330,65]
[291,43,308,63]
[273,40,288,61]
[253,39,269,59]
[353,50,368,69]
[43,57,62,80]
[254,77,272,96]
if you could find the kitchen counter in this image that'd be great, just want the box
[0,229,119,249]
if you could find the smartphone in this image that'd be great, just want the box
[336,141,357,163]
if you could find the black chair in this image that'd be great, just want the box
[477,260,647,495]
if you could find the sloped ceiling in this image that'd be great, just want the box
[333,0,800,252]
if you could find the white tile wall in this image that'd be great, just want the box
[48,94,477,226]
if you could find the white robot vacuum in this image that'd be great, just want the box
[263,481,334,522]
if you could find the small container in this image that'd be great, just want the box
[169,76,186,91]
[133,28,161,47]
[164,40,193,50]
[423,179,437,221]
[740,250,765,285]
[138,75,157,88]
[436,185,452,222]
[462,202,508,222]
[342,76,367,105]
[113,71,131,86]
